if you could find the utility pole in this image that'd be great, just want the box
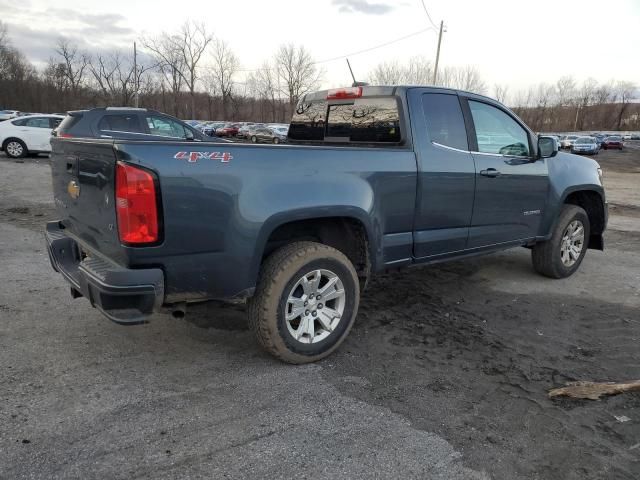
[133,42,139,108]
[432,20,444,86]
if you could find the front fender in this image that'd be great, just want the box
[540,152,605,238]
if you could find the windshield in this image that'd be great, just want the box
[575,137,593,144]
[608,136,621,141]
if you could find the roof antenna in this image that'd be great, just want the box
[346,58,369,87]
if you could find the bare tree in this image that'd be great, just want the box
[369,57,432,85]
[369,61,405,85]
[143,21,213,118]
[612,80,637,130]
[0,20,7,48]
[493,84,509,104]
[555,76,576,107]
[402,56,433,84]
[54,39,89,95]
[209,39,239,119]
[274,44,321,107]
[143,33,185,116]
[439,65,486,94]
[248,61,280,122]
[88,51,155,106]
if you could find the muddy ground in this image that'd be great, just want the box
[0,146,639,479]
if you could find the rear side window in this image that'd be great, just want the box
[327,98,401,143]
[289,101,326,141]
[24,117,51,128]
[289,97,402,144]
[421,94,468,150]
[145,115,189,138]
[98,114,143,134]
[57,114,83,133]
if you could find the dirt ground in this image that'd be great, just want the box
[1,145,639,479]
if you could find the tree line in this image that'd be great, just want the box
[1,19,637,131]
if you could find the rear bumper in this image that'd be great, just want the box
[45,221,164,324]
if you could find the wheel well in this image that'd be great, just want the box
[263,217,371,281]
[564,190,605,249]
[2,137,25,149]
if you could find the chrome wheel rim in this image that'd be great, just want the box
[285,269,345,344]
[560,220,584,267]
[6,141,23,157]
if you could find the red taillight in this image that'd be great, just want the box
[58,132,74,138]
[115,162,159,245]
[326,87,362,100]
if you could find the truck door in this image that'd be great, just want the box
[409,89,476,258]
[462,98,549,247]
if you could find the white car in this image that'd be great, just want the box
[0,114,64,158]
[560,135,579,149]
[0,110,21,121]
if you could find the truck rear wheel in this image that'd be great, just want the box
[531,204,590,278]
[247,241,360,364]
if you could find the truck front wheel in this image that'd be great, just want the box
[532,205,590,278]
[248,241,360,364]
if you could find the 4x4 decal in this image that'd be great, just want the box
[174,151,233,163]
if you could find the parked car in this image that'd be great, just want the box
[46,85,607,364]
[571,136,599,155]
[0,114,64,158]
[560,135,579,149]
[602,136,623,150]
[249,126,287,144]
[237,123,264,138]
[0,110,20,122]
[184,120,203,128]
[593,134,607,146]
[52,107,207,142]
[199,121,224,137]
[216,123,241,137]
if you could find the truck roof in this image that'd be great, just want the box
[302,85,498,105]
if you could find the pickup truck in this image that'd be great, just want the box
[45,86,607,364]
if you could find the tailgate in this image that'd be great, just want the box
[51,138,123,262]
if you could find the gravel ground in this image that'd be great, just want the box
[0,147,639,479]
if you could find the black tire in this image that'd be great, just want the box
[532,205,590,279]
[247,241,360,364]
[3,138,27,158]
[250,135,257,143]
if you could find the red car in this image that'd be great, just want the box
[602,136,623,150]
[215,123,240,137]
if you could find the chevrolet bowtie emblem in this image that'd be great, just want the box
[67,180,80,199]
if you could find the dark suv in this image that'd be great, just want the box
[53,107,206,142]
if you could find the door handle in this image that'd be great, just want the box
[480,168,501,178]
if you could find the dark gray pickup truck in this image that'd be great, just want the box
[46,86,607,363]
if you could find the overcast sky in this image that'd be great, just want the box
[1,0,639,92]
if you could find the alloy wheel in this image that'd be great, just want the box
[284,269,345,344]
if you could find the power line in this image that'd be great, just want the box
[419,0,438,29]
[225,27,436,74]
[315,27,436,64]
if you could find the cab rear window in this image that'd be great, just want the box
[289,97,402,144]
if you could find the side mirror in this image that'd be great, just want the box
[184,130,195,141]
[538,136,558,158]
